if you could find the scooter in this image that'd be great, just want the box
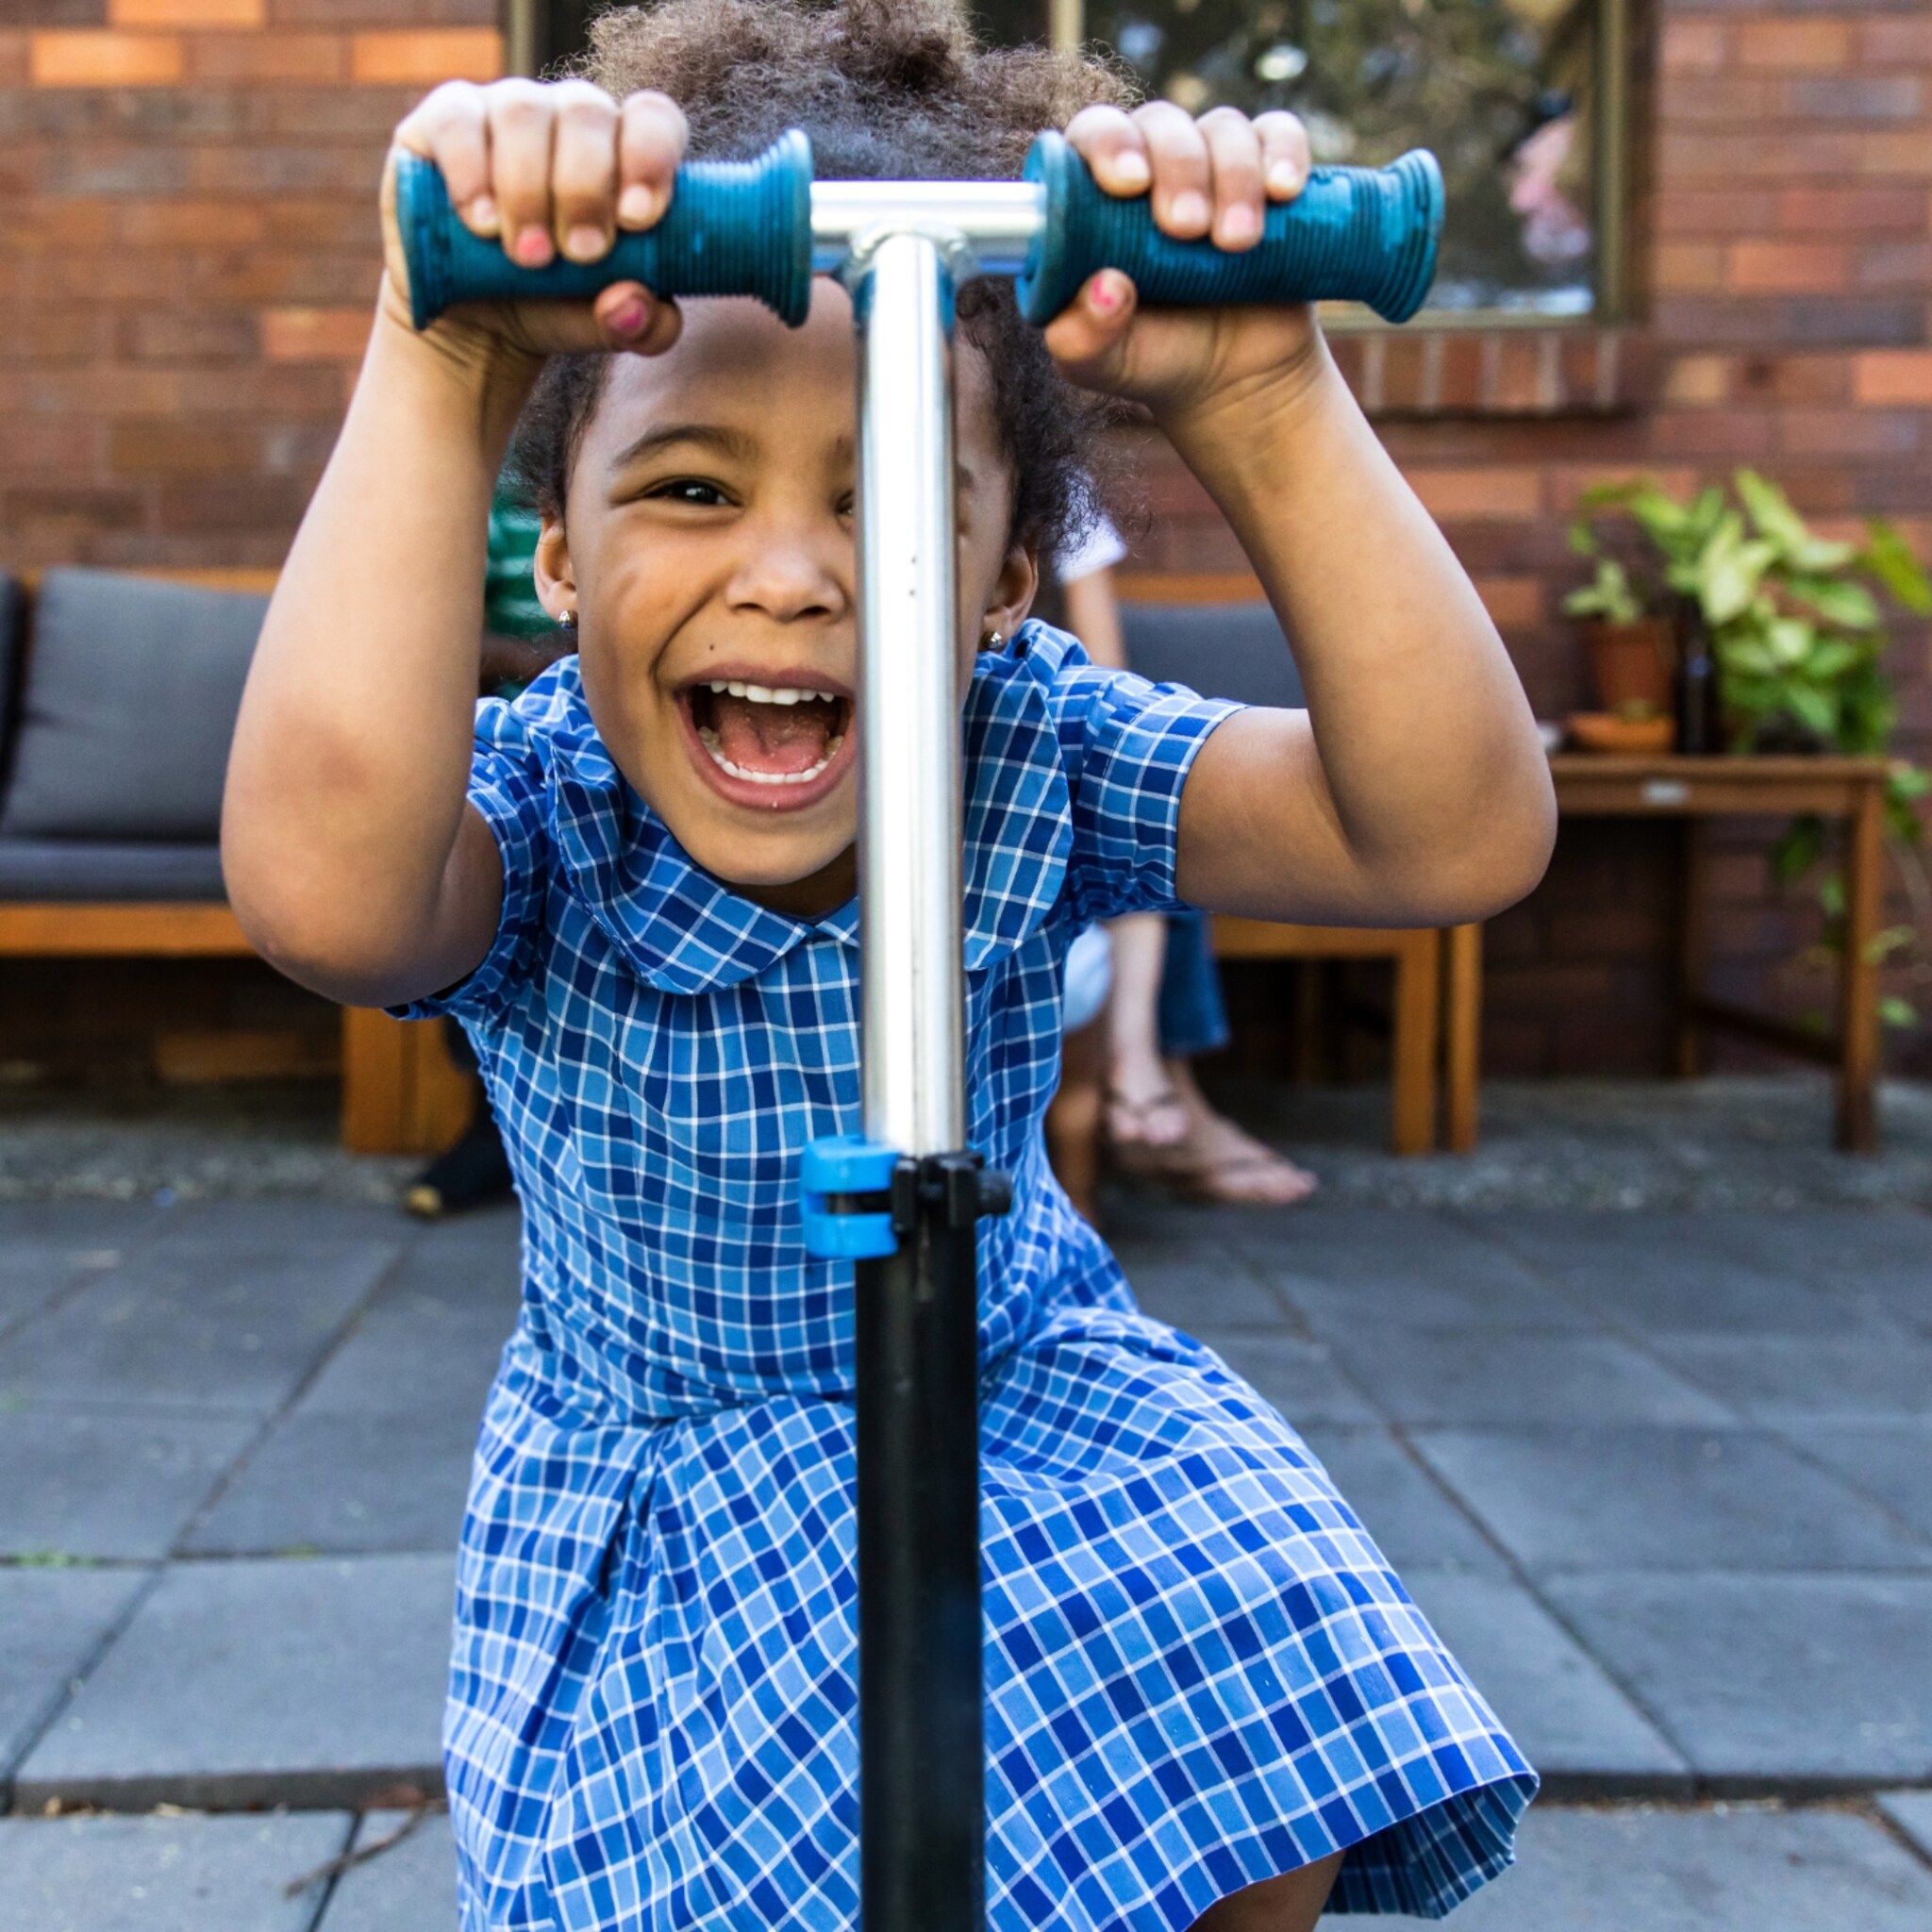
[397,129,1441,1932]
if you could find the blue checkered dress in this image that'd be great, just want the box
[412,625,1535,1930]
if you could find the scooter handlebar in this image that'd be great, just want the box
[1018,132,1442,327]
[392,128,815,331]
[392,125,1441,331]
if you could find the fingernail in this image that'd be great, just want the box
[1088,273,1124,313]
[512,226,553,267]
[1110,149,1151,190]
[617,184,657,226]
[467,192,498,234]
[607,294,649,338]
[1266,159,1303,197]
[564,224,608,263]
[1219,203,1261,244]
[1170,189,1210,230]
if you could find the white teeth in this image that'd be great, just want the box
[701,680,832,707]
[698,735,841,787]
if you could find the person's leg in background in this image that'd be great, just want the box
[1104,911,1191,1150]
[405,1021,514,1217]
[1045,924,1115,1224]
[1116,909,1317,1206]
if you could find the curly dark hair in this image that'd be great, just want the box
[506,0,1137,559]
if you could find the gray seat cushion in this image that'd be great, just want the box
[0,570,268,841]
[0,840,227,901]
[0,574,23,764]
[1119,601,1305,710]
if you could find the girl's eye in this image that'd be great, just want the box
[648,479,731,508]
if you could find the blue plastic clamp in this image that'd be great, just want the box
[800,1134,902,1260]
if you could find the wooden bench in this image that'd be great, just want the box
[0,568,471,1157]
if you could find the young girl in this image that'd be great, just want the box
[224,4,1555,1925]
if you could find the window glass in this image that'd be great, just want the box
[978,0,1599,317]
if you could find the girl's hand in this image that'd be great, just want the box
[378,78,689,366]
[1043,103,1321,428]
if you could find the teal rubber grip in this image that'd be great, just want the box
[1016,131,1442,326]
[393,129,815,331]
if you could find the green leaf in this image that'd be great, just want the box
[1786,684,1839,738]
[1736,467,1808,551]
[1771,817,1825,884]
[1819,872,1846,919]
[1766,617,1815,666]
[1863,924,1914,965]
[1889,764,1931,802]
[1880,995,1919,1030]
[1567,522,1599,558]
[1785,577,1880,631]
[1864,519,1932,615]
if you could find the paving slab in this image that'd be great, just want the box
[291,1249,519,1424]
[1450,1803,1932,1931]
[15,1554,453,1810]
[1669,1208,1932,1322]
[1876,1789,1932,1862]
[1475,1211,1861,1336]
[1328,1333,1733,1428]
[1295,1424,1507,1576]
[1188,1331,1379,1427]
[1115,1241,1299,1332]
[1795,1423,1932,1541]
[1542,1574,1932,1787]
[321,1808,458,1932]
[0,1240,398,1417]
[0,1566,151,1784]
[0,1240,108,1339]
[1235,1215,1591,1337]
[1653,1331,1932,1423]
[0,1809,351,1932]
[182,1408,478,1557]
[1411,1425,1932,1574]
[1399,1569,1690,1793]
[0,1406,257,1560]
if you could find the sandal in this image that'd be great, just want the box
[1105,1084,1191,1157]
[1112,1104,1318,1208]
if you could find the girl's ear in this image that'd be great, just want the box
[981,541,1040,646]
[533,514,577,625]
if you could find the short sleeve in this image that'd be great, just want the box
[388,699,552,1026]
[1042,642,1240,924]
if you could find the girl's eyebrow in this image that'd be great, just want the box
[608,423,759,471]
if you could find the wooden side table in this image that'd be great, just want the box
[1445,756,1895,1155]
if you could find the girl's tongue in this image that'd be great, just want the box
[693,682,848,780]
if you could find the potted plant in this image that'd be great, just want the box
[1569,470,1931,755]
[1560,543,1676,723]
[1572,469,1932,1032]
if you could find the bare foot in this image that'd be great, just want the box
[1106,1064,1191,1151]
[1111,1061,1318,1207]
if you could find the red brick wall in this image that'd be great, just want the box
[1138,4,1932,1075]
[1,3,495,567]
[2,0,1929,1076]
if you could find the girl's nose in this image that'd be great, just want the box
[724,513,850,625]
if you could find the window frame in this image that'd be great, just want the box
[501,0,1634,326]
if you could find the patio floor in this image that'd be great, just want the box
[0,1075,1927,1924]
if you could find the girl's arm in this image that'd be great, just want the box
[221,79,685,1008]
[1047,107,1557,929]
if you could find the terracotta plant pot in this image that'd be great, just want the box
[1585,619,1676,718]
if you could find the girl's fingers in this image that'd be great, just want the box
[1197,108,1265,249]
[548,80,621,262]
[486,80,558,270]
[1256,110,1312,202]
[617,90,688,230]
[398,82,495,234]
[1040,269,1137,379]
[1131,100,1212,239]
[592,279,681,355]
[1064,104,1151,197]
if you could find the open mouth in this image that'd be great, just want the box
[681,676,855,808]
